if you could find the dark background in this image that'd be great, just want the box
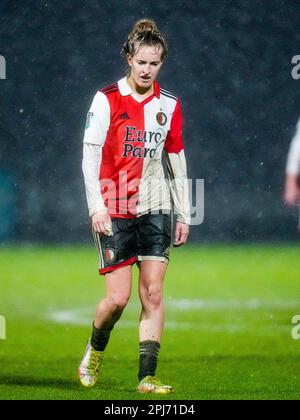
[0,0,300,244]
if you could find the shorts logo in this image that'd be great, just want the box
[156,112,167,126]
[104,248,115,263]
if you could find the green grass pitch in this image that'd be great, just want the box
[0,244,300,400]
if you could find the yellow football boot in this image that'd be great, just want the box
[78,340,104,387]
[137,375,174,394]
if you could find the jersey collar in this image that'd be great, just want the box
[118,77,160,99]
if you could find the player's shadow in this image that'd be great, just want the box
[0,376,79,389]
[0,375,122,392]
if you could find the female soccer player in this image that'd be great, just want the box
[79,19,190,394]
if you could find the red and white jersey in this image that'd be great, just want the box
[83,77,190,223]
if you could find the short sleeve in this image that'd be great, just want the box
[83,91,110,146]
[164,99,185,154]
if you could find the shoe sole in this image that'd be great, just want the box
[137,385,174,394]
[78,369,97,388]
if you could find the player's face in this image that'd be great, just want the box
[127,44,163,90]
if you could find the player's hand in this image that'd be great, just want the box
[173,222,189,247]
[284,175,300,206]
[91,211,113,236]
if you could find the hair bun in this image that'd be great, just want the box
[121,18,167,61]
[133,19,158,34]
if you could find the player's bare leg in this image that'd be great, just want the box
[95,265,132,329]
[79,265,132,387]
[138,261,166,342]
[137,260,173,393]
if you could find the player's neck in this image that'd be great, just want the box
[127,77,153,99]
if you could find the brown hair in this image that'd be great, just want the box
[122,19,168,61]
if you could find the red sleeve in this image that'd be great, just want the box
[164,99,185,154]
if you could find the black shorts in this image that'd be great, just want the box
[92,213,172,275]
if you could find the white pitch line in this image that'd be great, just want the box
[164,298,300,311]
[47,312,290,334]
[46,298,300,333]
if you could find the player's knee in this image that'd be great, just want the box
[110,294,129,312]
[145,284,163,309]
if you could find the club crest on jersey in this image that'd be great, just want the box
[104,248,115,263]
[156,112,167,126]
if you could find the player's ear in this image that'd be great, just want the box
[127,54,133,67]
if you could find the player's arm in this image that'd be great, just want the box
[166,150,190,246]
[164,99,190,247]
[284,119,300,206]
[82,92,112,234]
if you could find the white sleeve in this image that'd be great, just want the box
[286,119,300,176]
[83,91,110,145]
[166,150,191,225]
[82,143,107,217]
